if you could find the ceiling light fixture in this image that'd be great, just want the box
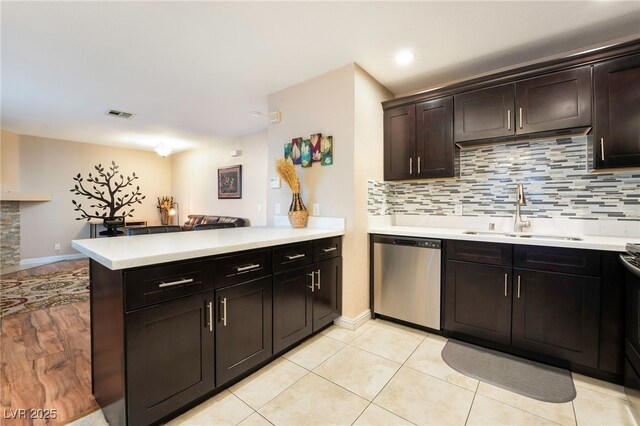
[154,145,172,157]
[395,50,415,65]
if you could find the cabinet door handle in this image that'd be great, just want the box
[321,247,338,253]
[286,253,306,260]
[409,157,413,175]
[316,269,321,290]
[507,109,511,130]
[600,138,605,162]
[236,264,260,272]
[519,107,523,129]
[221,297,227,326]
[504,274,508,297]
[307,272,315,292]
[158,278,194,288]
[517,276,521,299]
[208,301,213,332]
[417,157,421,175]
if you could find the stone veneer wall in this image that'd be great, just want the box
[368,136,640,221]
[1,201,20,269]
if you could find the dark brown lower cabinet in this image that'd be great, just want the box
[215,277,272,386]
[273,257,342,353]
[313,257,342,330]
[273,265,314,353]
[445,260,512,346]
[511,269,600,368]
[126,292,215,426]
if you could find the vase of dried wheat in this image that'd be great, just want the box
[275,159,308,228]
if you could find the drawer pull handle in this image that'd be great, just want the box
[321,247,338,253]
[208,302,213,332]
[158,278,194,288]
[507,109,511,130]
[286,254,306,260]
[236,264,260,272]
[221,297,227,326]
[517,276,521,299]
[409,157,413,175]
[504,274,508,297]
[307,272,315,292]
[417,156,421,175]
[316,269,321,290]
[600,138,605,162]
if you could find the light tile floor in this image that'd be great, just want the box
[70,319,639,426]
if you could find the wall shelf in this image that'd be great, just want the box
[0,192,52,202]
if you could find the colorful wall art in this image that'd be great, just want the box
[284,142,292,162]
[301,139,312,167]
[284,133,334,167]
[310,133,322,162]
[321,136,333,165]
[291,138,302,165]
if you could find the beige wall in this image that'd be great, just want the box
[16,134,171,259]
[171,130,268,226]
[351,65,393,318]
[267,63,391,319]
[1,130,20,193]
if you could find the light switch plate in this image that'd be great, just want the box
[312,203,320,216]
[269,177,281,189]
[454,205,463,216]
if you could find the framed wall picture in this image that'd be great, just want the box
[218,165,242,199]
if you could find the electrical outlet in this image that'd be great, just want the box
[275,203,281,214]
[454,205,463,216]
[54,243,61,251]
[312,203,320,216]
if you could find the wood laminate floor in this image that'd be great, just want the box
[1,261,97,425]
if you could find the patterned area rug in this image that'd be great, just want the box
[0,266,89,318]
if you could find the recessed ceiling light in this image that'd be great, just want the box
[395,50,415,65]
[248,111,264,118]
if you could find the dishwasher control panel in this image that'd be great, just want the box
[415,241,440,249]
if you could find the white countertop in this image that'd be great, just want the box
[72,227,345,270]
[369,225,632,252]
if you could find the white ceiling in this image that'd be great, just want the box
[2,1,639,153]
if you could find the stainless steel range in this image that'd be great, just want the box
[622,243,640,424]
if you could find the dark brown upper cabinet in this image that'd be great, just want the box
[515,67,591,135]
[454,67,592,144]
[384,97,455,181]
[384,104,415,180]
[594,53,640,169]
[454,84,515,143]
[416,97,455,179]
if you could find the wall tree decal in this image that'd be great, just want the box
[70,161,146,220]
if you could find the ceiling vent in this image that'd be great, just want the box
[105,109,135,119]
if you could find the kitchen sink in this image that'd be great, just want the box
[463,231,517,237]
[463,231,583,241]
[518,234,583,241]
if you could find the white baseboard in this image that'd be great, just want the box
[21,253,87,266]
[334,309,372,331]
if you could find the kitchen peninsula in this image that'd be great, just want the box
[72,225,345,426]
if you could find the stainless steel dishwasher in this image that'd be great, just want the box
[373,235,441,330]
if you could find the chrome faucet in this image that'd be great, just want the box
[514,183,531,233]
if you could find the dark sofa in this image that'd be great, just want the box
[181,215,248,231]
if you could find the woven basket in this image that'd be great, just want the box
[288,210,309,228]
[288,192,308,228]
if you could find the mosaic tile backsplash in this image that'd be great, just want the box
[368,136,640,221]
